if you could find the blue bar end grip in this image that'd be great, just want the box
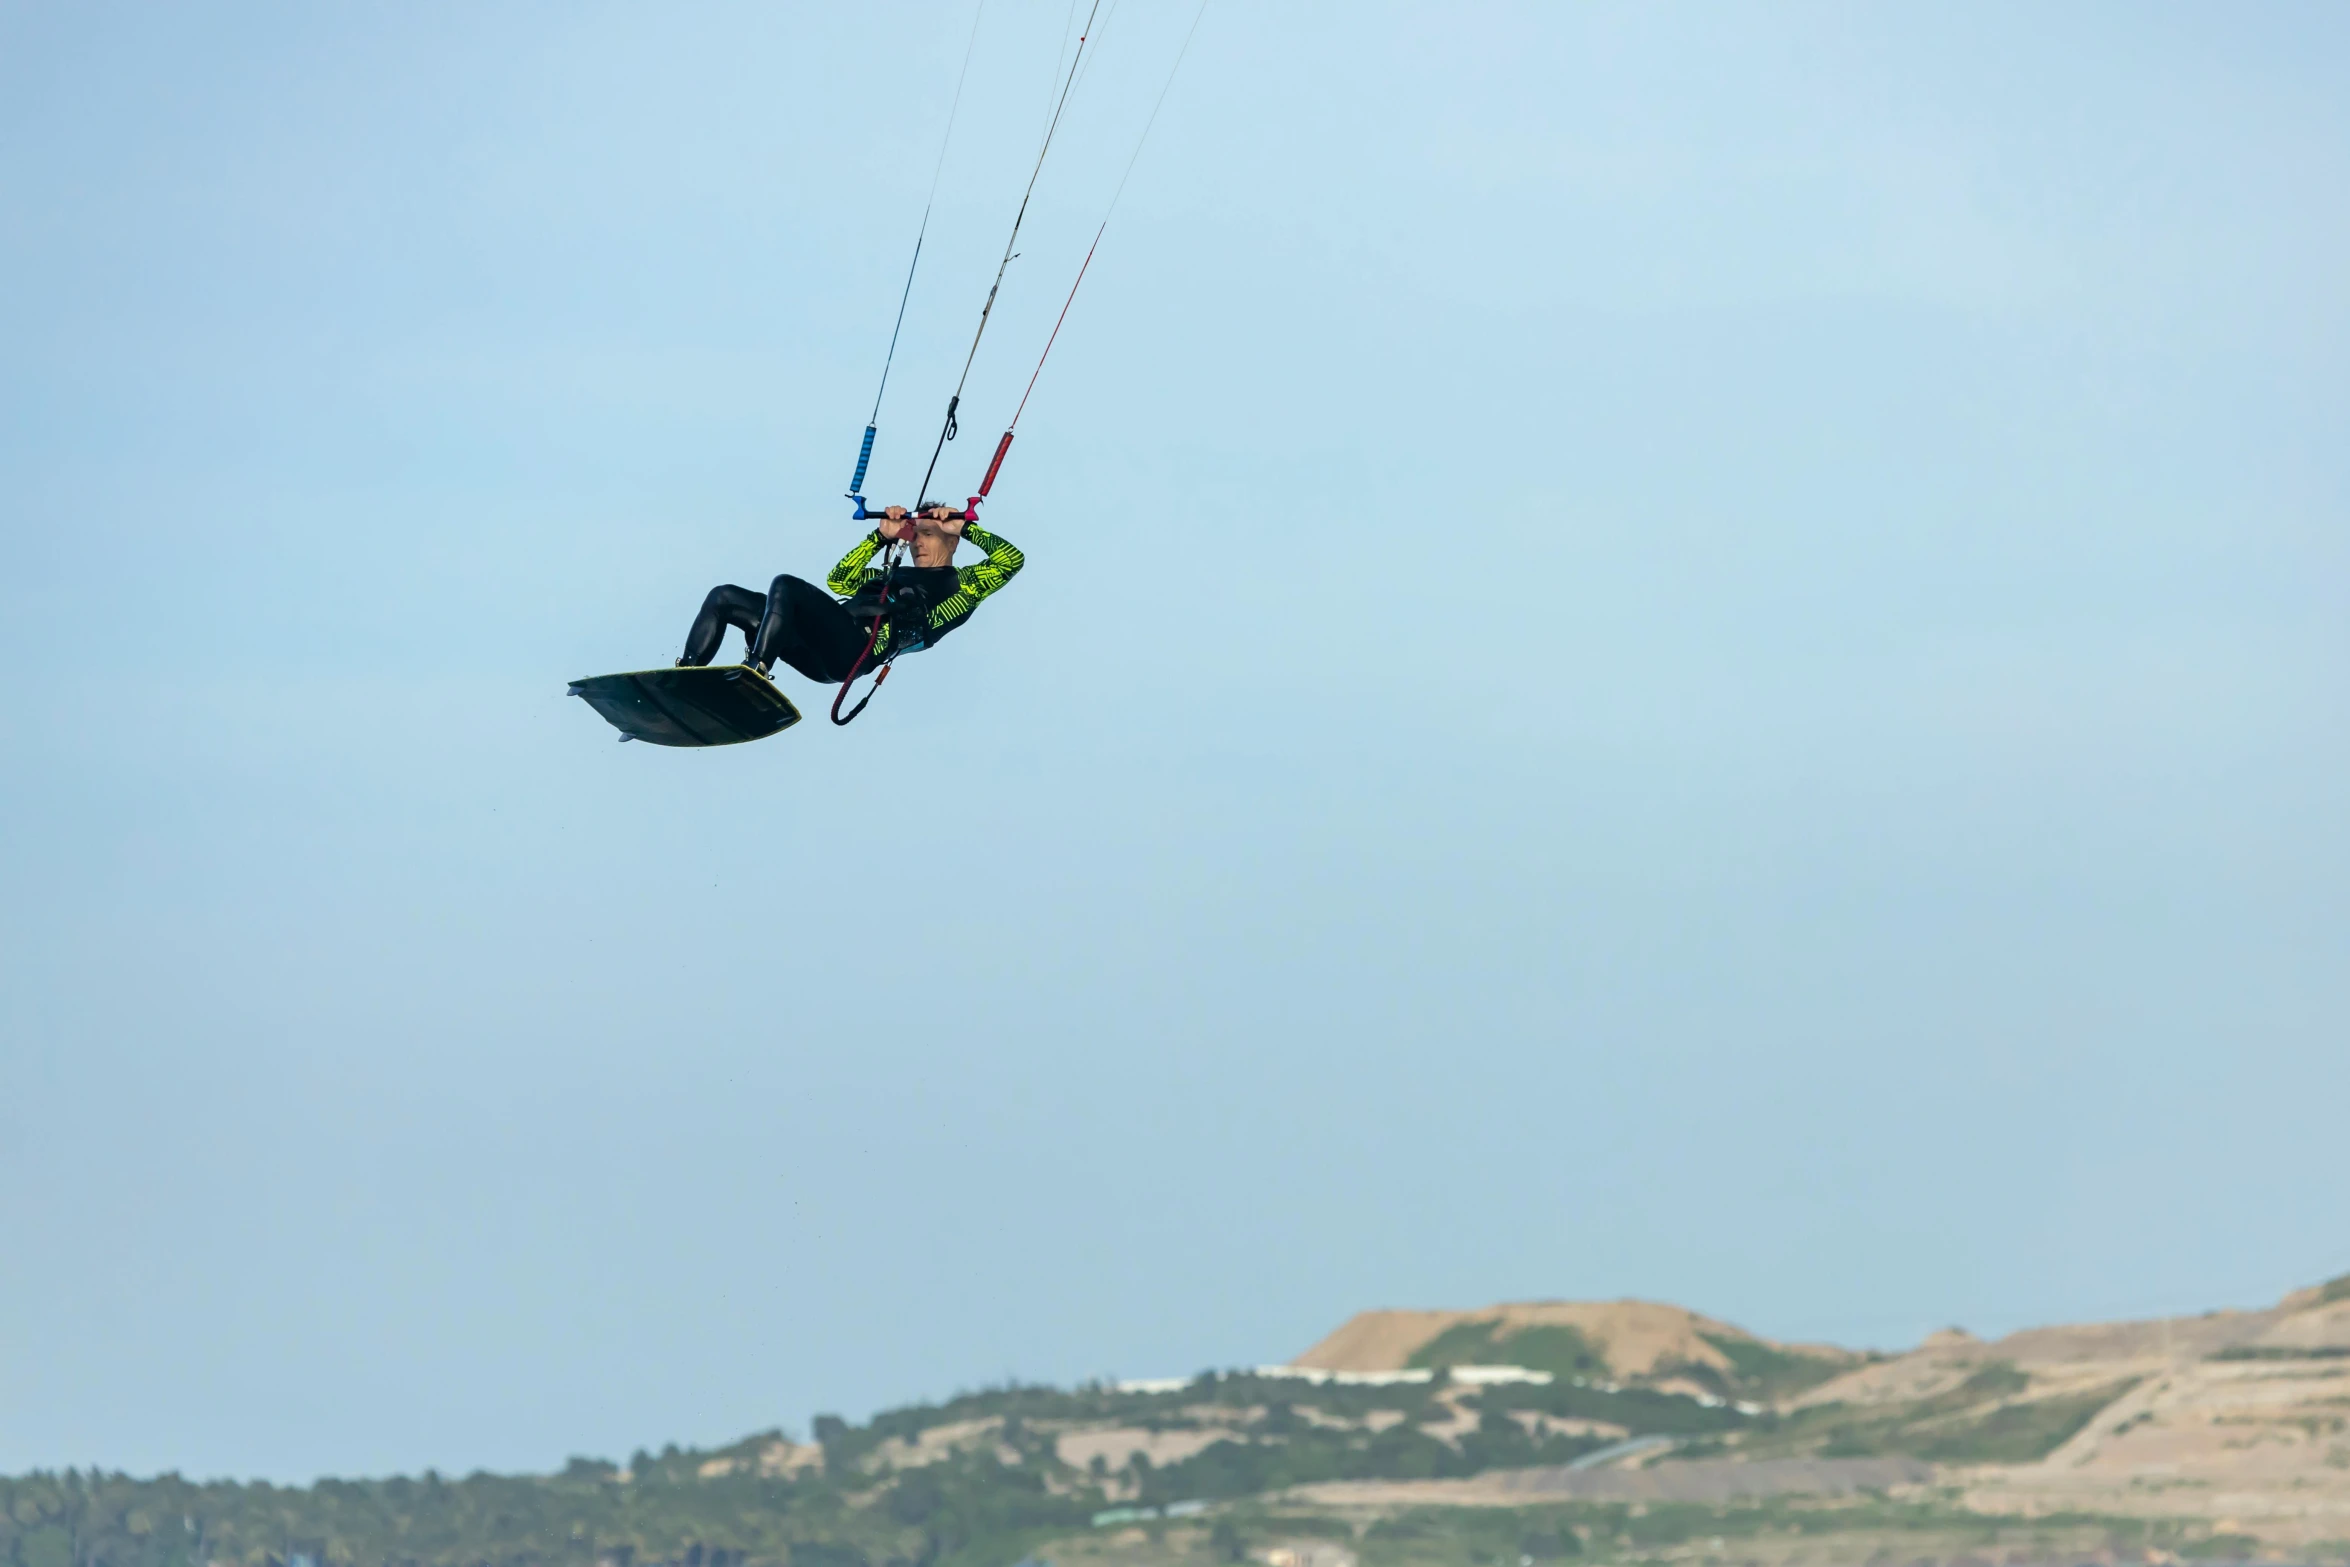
[848,425,877,496]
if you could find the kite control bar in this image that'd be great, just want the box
[848,496,987,523]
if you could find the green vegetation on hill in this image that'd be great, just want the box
[1737,1364,2138,1465]
[1051,1494,2289,1567]
[0,1451,1068,1567]
[1402,1322,1856,1406]
[1470,1381,1745,1438]
[1349,1495,2111,1567]
[1687,1334,1858,1403]
[1,1373,1766,1567]
[1134,1418,1574,1504]
[1406,1325,1601,1379]
[1900,1381,2136,1464]
[0,1354,2199,1567]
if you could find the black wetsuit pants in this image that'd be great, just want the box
[682,575,871,684]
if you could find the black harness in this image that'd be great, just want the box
[830,557,958,726]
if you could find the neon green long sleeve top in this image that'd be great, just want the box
[826,523,1025,657]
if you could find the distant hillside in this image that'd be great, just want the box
[7,1274,2348,1567]
[1291,1299,1866,1403]
[1747,1270,2350,1529]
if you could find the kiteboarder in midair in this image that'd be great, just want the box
[677,504,1024,684]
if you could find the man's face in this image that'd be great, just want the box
[909,508,960,567]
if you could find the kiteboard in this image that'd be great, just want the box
[569,664,803,747]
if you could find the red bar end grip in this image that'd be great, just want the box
[977,430,1014,497]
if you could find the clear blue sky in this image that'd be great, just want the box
[2,0,2345,1483]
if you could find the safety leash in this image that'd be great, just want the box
[829,536,905,727]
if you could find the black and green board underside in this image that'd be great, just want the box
[569,665,803,747]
